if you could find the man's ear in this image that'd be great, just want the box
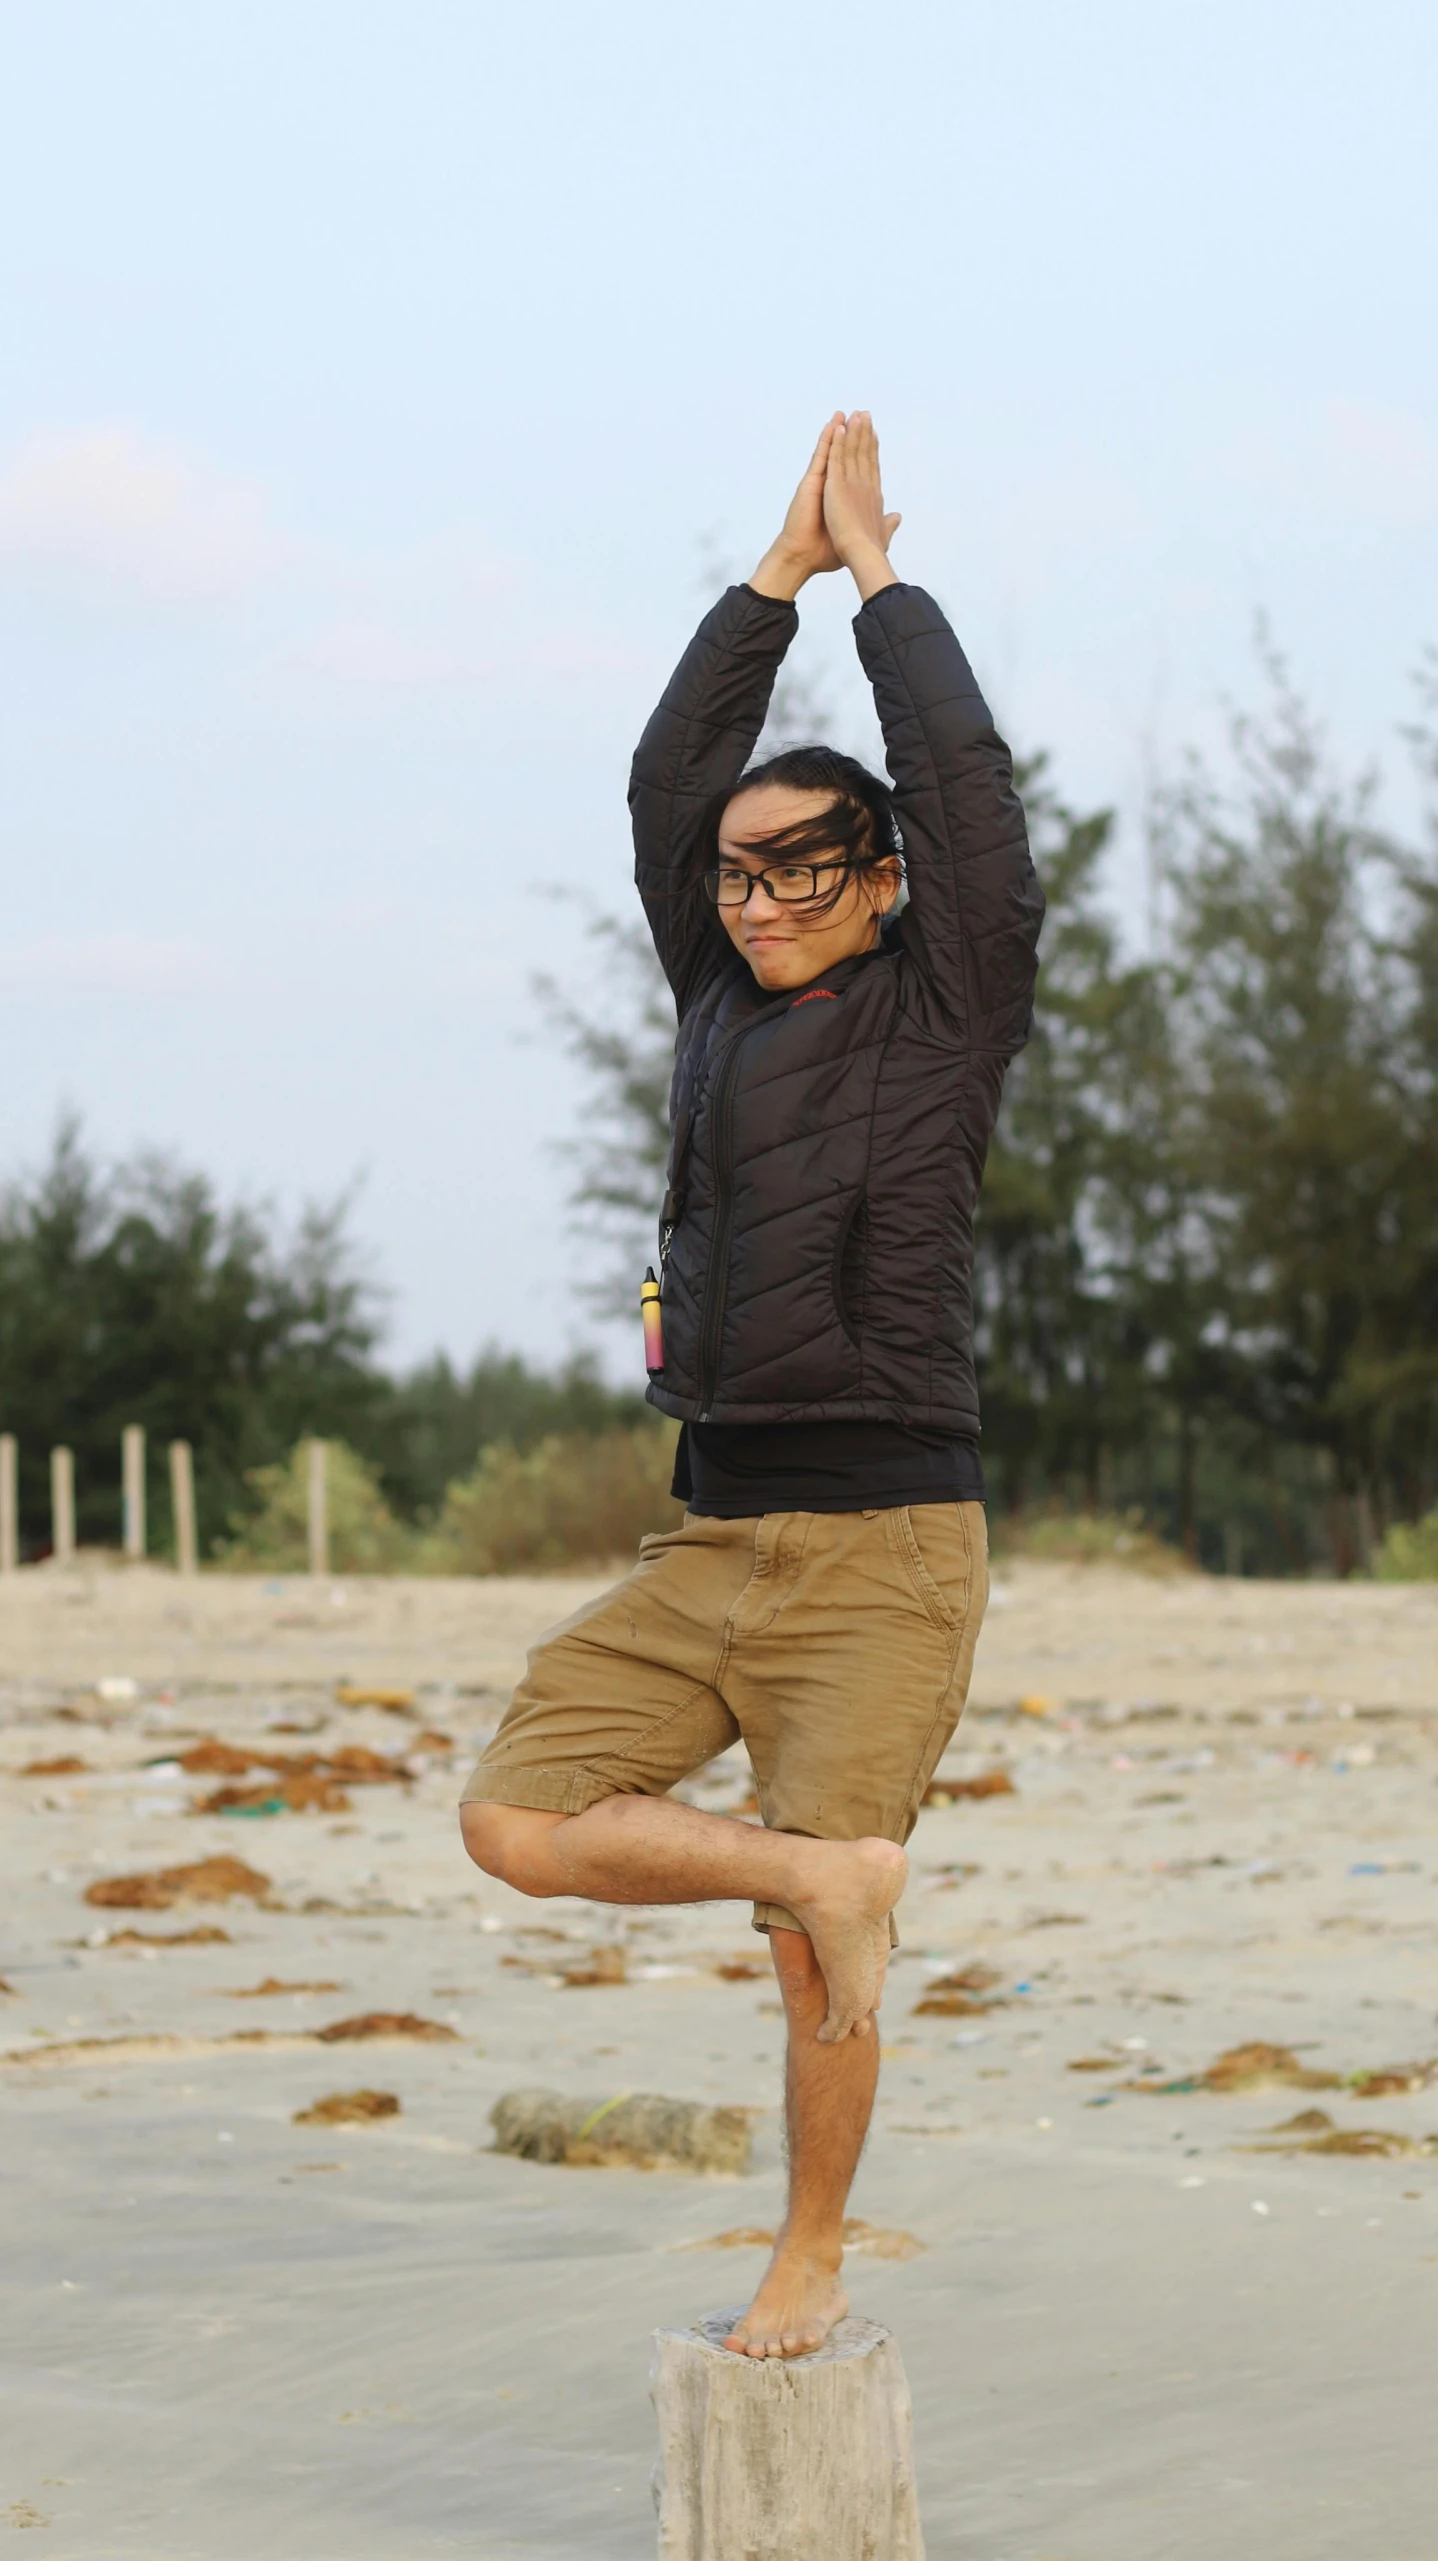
[866,858,904,915]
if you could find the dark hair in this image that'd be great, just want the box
[679,745,903,956]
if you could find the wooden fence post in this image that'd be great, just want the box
[51,1447,76,1565]
[307,1438,328,1577]
[122,1424,146,1561]
[651,2310,925,2561]
[169,1439,197,1575]
[0,1435,17,1574]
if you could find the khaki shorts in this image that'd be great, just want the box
[461,1502,988,1937]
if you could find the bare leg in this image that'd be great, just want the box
[724,1927,877,2357]
[460,1796,904,2043]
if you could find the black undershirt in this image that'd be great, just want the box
[671,1419,985,1518]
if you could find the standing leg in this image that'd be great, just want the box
[723,1925,880,2357]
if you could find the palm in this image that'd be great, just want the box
[779,449,844,577]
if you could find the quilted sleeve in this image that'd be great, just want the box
[854,583,1044,1051]
[629,583,799,1012]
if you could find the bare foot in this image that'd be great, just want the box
[789,1837,907,2042]
[723,2243,849,2359]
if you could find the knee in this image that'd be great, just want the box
[458,1800,563,1894]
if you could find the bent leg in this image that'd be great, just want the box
[724,1926,878,2357]
[460,1795,903,2041]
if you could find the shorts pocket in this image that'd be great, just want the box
[893,1503,979,1636]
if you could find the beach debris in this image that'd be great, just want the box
[84,1925,232,1947]
[1348,2060,1438,2097]
[224,1977,342,1998]
[1199,2043,1340,2093]
[490,2087,752,2173]
[6,2015,456,2068]
[912,1961,1004,2018]
[334,1685,416,1715]
[1127,2041,1343,2095]
[0,1977,14,1996]
[682,2219,925,2259]
[2,2030,298,2068]
[196,1774,353,1816]
[841,2218,927,2260]
[410,1729,455,1752]
[1018,1695,1057,1719]
[96,1678,139,1703]
[84,1854,272,1910]
[921,1770,1015,1807]
[713,1953,770,1981]
[1067,2054,1123,2072]
[174,1739,255,1775]
[315,2011,458,2043]
[557,1945,627,1988]
[21,1755,87,1777]
[180,1738,414,1816]
[1248,2109,1438,2158]
[295,2089,400,2125]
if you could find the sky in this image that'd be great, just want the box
[3,0,1436,1375]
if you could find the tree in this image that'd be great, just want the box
[970,757,1172,1517]
[1155,643,1438,1566]
[0,1119,384,1554]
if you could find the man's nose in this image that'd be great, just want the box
[744,877,781,915]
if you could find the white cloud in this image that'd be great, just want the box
[0,427,287,599]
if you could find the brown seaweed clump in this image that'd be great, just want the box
[490,2087,752,2174]
[913,1961,1005,2018]
[315,2012,459,2044]
[294,2089,401,2125]
[84,1856,272,1910]
[922,1770,1015,1807]
[1250,2108,1438,2158]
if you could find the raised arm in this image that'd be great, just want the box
[629,583,798,1011]
[825,414,1043,1051]
[629,417,897,1013]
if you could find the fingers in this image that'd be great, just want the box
[816,2003,875,2044]
[805,413,843,477]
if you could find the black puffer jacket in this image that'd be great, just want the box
[629,580,1043,1433]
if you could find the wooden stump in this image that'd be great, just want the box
[651,2308,925,2561]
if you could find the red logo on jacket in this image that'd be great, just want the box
[791,988,838,1007]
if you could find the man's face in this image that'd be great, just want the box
[713,784,900,992]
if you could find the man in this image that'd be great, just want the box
[461,413,1043,2356]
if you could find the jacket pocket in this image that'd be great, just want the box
[831,1193,870,1345]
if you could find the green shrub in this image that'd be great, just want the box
[1372,1509,1438,1581]
[217,1439,413,1573]
[991,1504,1190,1575]
[424,1423,682,1574]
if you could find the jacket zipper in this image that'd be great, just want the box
[695,1031,747,1418]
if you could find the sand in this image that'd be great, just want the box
[3,1557,1436,2559]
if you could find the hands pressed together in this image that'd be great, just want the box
[750,412,901,606]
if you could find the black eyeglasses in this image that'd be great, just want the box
[703,859,849,909]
